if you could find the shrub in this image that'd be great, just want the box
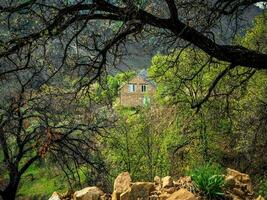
[189,163,225,199]
[258,179,267,198]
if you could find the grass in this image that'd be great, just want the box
[188,162,225,199]
[17,163,90,198]
[17,164,68,198]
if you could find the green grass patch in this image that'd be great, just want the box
[188,162,225,199]
[17,164,68,198]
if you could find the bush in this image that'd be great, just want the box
[258,179,267,198]
[189,163,225,199]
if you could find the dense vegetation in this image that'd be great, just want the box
[0,1,266,200]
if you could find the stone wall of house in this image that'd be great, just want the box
[119,76,156,107]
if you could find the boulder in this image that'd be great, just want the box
[159,193,171,200]
[113,172,132,193]
[225,175,236,187]
[48,192,61,200]
[162,187,176,194]
[227,169,250,182]
[255,196,265,200]
[225,168,254,200]
[120,182,155,200]
[162,176,174,188]
[166,188,197,200]
[73,186,104,200]
[226,168,253,194]
[112,172,132,200]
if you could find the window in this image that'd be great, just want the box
[141,85,147,92]
[129,84,136,92]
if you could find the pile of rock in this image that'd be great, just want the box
[48,187,107,200]
[48,169,265,200]
[111,172,197,200]
[224,168,263,200]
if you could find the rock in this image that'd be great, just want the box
[225,168,254,199]
[149,194,159,200]
[226,168,253,193]
[154,176,161,184]
[227,169,250,182]
[162,176,174,188]
[232,197,242,200]
[101,194,111,200]
[48,192,61,200]
[255,196,265,200]
[73,186,104,200]
[120,182,155,200]
[129,182,155,199]
[61,189,74,199]
[173,176,197,194]
[159,193,170,200]
[111,191,120,200]
[120,190,129,200]
[162,187,176,194]
[232,188,245,197]
[112,172,132,200]
[225,175,236,187]
[113,172,132,193]
[166,188,197,200]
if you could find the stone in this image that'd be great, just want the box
[225,175,236,187]
[162,187,176,194]
[166,188,197,200]
[149,194,159,200]
[255,196,265,200]
[225,168,254,199]
[154,176,161,185]
[61,189,74,199]
[120,190,130,200]
[113,172,132,194]
[130,182,155,199]
[73,186,104,200]
[101,194,111,200]
[48,192,61,200]
[120,182,155,200]
[232,197,242,200]
[232,188,245,197]
[154,176,162,191]
[226,168,253,193]
[159,193,170,200]
[162,176,174,188]
[112,172,132,200]
[111,191,120,200]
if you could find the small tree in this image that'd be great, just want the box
[0,73,112,200]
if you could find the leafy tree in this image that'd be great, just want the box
[0,1,266,199]
[147,11,267,175]
[102,105,180,181]
[0,73,112,200]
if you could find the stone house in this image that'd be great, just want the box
[119,70,156,107]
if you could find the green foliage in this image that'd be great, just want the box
[257,179,267,198]
[18,163,68,198]
[2,10,266,200]
[189,163,225,199]
[148,49,229,107]
[92,71,136,103]
[238,10,267,53]
[102,106,180,181]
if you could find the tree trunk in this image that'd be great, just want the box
[1,180,19,200]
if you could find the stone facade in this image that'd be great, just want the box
[119,75,156,107]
